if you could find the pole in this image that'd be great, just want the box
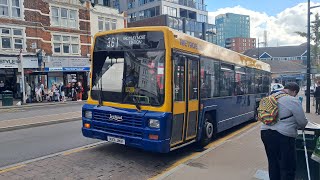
[307,0,311,113]
[20,49,26,104]
[258,38,260,60]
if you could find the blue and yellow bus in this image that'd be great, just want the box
[82,26,271,153]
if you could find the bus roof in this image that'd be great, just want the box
[94,26,270,72]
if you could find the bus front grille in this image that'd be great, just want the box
[93,111,143,127]
[93,124,143,138]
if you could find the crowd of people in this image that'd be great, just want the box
[24,81,84,103]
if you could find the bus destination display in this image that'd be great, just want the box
[94,31,164,51]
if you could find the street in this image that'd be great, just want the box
[0,120,98,167]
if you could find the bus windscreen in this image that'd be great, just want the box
[91,31,165,106]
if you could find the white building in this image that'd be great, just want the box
[90,3,125,38]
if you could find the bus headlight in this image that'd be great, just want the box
[149,119,160,128]
[84,111,92,119]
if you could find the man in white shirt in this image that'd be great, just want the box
[35,85,42,102]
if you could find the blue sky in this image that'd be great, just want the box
[206,0,320,46]
[206,0,320,16]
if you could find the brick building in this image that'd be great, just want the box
[0,0,124,99]
[225,37,256,53]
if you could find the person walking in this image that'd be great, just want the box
[260,82,308,180]
[0,80,4,93]
[26,82,31,103]
[76,82,83,101]
[59,82,65,102]
[35,84,42,102]
[315,81,320,115]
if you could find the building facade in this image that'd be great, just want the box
[215,13,250,47]
[121,0,216,43]
[0,0,124,99]
[225,37,256,53]
[243,43,307,85]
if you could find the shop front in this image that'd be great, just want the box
[43,57,90,99]
[0,56,38,98]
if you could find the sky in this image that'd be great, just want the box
[206,0,320,46]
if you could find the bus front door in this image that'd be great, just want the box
[171,54,199,147]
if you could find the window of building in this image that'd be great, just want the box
[139,11,144,19]
[98,17,117,31]
[163,6,177,17]
[0,0,21,18]
[111,19,117,30]
[197,14,207,23]
[138,0,156,6]
[0,27,24,50]
[128,13,136,22]
[97,0,110,6]
[53,35,79,55]
[137,6,159,19]
[51,7,77,29]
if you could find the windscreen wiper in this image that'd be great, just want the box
[132,96,141,111]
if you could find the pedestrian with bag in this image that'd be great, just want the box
[259,82,308,180]
[315,81,320,115]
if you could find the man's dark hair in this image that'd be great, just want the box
[284,82,300,93]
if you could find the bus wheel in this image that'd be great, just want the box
[200,114,214,146]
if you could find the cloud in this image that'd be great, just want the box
[208,3,320,47]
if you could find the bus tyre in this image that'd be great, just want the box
[200,114,214,147]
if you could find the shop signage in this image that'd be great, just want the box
[45,57,90,71]
[63,67,90,71]
[0,56,38,68]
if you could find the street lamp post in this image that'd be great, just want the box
[306,0,320,113]
[307,0,311,113]
[257,38,265,60]
[258,38,260,60]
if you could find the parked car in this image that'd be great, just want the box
[271,83,284,94]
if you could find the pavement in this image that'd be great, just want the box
[0,100,85,132]
[0,98,81,109]
[154,95,320,180]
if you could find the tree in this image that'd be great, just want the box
[296,13,320,67]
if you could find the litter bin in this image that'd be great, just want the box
[2,90,13,106]
[296,122,320,180]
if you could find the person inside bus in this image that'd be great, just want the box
[200,80,209,98]
[260,82,308,180]
[125,69,138,87]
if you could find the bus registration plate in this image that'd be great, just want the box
[107,136,125,145]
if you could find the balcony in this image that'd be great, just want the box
[163,0,207,11]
